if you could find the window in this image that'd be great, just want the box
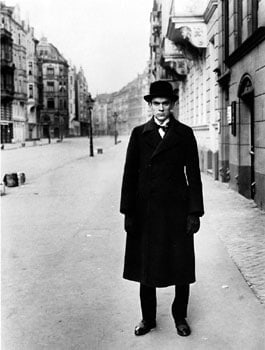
[248,0,258,36]
[47,98,55,109]
[47,81,54,92]
[234,0,259,49]
[59,81,66,92]
[234,0,243,47]
[59,99,63,109]
[28,61,33,75]
[47,67,54,76]
[29,84,33,98]
[222,0,229,59]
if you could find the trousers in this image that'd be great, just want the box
[140,283,190,323]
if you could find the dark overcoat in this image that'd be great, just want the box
[120,116,204,287]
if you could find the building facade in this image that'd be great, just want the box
[68,65,79,136]
[1,4,28,143]
[216,0,265,209]
[93,94,109,136]
[92,69,150,136]
[167,0,219,178]
[25,26,39,140]
[126,70,150,130]
[37,37,69,139]
[1,3,14,143]
[75,67,89,136]
[149,0,265,210]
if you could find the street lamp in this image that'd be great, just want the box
[59,114,64,141]
[113,112,118,145]
[87,94,95,157]
[43,114,51,143]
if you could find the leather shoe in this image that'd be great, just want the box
[175,319,191,336]
[134,320,156,336]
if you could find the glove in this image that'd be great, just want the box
[124,214,137,235]
[186,215,200,235]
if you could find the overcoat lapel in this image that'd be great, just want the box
[142,118,162,150]
[151,117,183,159]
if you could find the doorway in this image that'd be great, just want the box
[238,75,255,199]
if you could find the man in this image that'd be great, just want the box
[120,80,204,337]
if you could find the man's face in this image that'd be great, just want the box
[149,97,173,122]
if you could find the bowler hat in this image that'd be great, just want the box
[144,80,178,102]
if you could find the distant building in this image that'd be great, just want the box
[25,26,39,140]
[37,37,69,139]
[1,4,28,143]
[126,70,150,130]
[93,94,109,136]
[92,69,150,136]
[68,65,79,136]
[149,0,180,116]
[149,0,163,81]
[75,67,89,136]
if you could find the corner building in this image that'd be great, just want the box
[37,37,69,139]
[1,4,28,143]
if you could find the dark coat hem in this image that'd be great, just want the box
[123,275,196,288]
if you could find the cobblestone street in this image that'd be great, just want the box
[202,174,265,304]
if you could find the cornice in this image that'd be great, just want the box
[217,69,231,87]
[204,0,218,24]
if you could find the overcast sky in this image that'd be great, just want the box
[6,0,209,96]
[6,0,153,95]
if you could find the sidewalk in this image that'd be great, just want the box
[1,138,59,150]
[202,173,265,304]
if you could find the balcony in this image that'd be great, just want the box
[167,15,207,58]
[160,38,187,80]
[1,58,15,70]
[1,86,14,100]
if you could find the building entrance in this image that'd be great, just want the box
[1,123,13,143]
[238,75,255,199]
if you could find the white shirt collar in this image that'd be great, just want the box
[154,116,170,127]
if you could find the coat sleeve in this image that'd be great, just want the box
[120,128,139,215]
[185,129,204,217]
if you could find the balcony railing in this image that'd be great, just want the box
[1,86,14,99]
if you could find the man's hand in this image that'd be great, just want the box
[186,215,200,235]
[124,214,136,235]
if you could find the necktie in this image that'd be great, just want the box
[158,125,169,132]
